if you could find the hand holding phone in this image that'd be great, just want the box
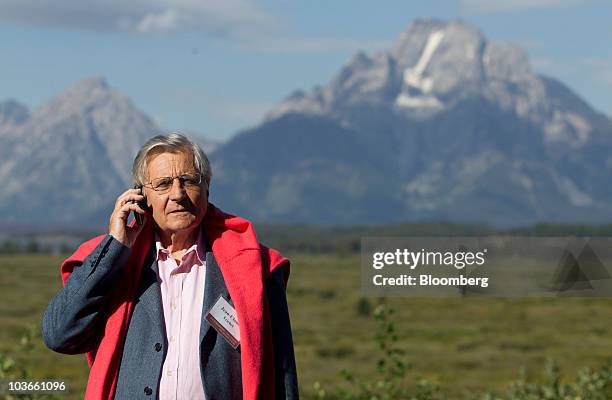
[132,185,148,225]
[108,187,149,248]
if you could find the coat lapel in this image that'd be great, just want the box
[200,249,230,343]
[137,245,165,338]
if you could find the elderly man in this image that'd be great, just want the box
[42,133,298,400]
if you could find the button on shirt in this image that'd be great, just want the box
[156,231,207,400]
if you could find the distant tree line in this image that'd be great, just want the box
[257,221,612,255]
[0,238,73,255]
[4,221,612,255]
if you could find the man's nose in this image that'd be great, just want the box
[168,178,186,201]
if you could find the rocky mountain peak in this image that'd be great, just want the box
[67,75,110,93]
[390,20,487,115]
[392,18,484,69]
[269,18,547,125]
[3,76,162,193]
[392,19,532,105]
[40,76,119,118]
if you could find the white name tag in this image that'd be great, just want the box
[205,296,240,349]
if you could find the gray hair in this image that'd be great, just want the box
[132,132,212,189]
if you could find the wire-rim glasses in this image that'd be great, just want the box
[143,173,203,193]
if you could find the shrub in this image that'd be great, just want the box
[312,304,612,400]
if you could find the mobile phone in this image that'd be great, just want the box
[132,185,148,225]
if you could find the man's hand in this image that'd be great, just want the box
[108,188,148,248]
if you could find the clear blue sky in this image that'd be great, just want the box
[0,0,610,141]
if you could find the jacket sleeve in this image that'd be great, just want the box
[41,234,131,354]
[265,266,299,400]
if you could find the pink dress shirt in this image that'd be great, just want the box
[155,231,207,400]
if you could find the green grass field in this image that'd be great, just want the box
[2,253,612,399]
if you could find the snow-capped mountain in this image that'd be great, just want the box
[210,18,612,225]
[267,19,605,153]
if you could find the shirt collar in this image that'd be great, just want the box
[154,227,206,265]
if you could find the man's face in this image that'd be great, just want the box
[144,150,208,235]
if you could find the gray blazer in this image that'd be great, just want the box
[42,233,299,399]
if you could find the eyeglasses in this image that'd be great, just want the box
[144,173,203,193]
